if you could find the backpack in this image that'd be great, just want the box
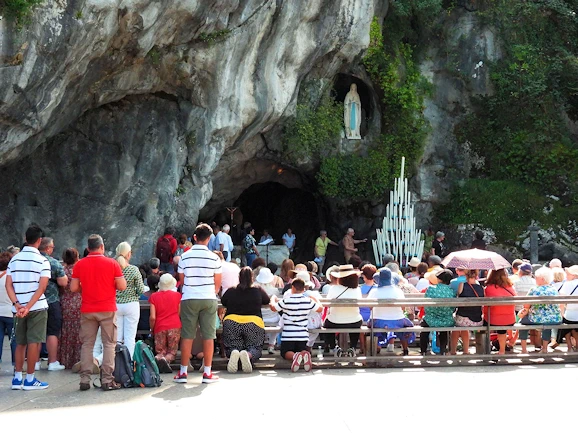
[175,245,185,257]
[156,237,173,263]
[113,343,135,388]
[133,340,162,388]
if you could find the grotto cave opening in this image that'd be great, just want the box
[204,181,339,265]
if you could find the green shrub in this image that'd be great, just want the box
[282,95,343,163]
[445,0,578,240]
[317,15,432,200]
[440,179,547,241]
[1,0,43,24]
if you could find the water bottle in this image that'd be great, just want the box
[317,346,324,361]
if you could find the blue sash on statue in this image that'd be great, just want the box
[350,103,356,131]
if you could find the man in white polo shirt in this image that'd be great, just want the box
[5,225,51,390]
[174,223,222,384]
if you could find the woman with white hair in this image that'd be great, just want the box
[149,274,182,372]
[518,266,562,354]
[115,242,146,357]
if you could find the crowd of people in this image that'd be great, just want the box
[2,223,578,392]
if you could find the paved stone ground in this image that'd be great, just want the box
[1,357,577,432]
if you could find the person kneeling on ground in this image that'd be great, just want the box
[270,279,322,372]
[149,274,182,373]
[221,267,271,374]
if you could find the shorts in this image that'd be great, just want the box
[47,301,63,336]
[455,315,483,327]
[368,318,415,345]
[559,317,578,337]
[280,340,308,358]
[181,299,217,340]
[15,309,48,345]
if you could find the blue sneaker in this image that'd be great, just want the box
[11,377,23,390]
[22,377,49,391]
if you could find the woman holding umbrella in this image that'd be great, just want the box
[450,269,484,355]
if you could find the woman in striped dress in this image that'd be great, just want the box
[115,242,145,357]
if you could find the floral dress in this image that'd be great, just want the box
[58,263,82,369]
[527,284,562,323]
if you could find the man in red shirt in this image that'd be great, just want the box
[156,227,177,274]
[70,234,126,391]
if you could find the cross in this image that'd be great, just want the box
[226,207,238,228]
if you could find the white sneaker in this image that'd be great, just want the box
[268,346,275,355]
[35,361,41,371]
[386,344,395,353]
[227,350,240,373]
[48,361,65,371]
[239,350,252,373]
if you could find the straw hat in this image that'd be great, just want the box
[408,257,421,268]
[425,270,438,285]
[330,264,361,279]
[158,273,177,291]
[566,265,578,277]
[294,270,314,288]
[256,267,275,284]
[289,263,308,277]
[325,265,339,281]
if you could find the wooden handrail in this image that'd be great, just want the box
[139,295,578,309]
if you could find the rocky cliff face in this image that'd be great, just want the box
[0,0,375,260]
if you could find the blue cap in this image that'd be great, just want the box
[374,268,392,287]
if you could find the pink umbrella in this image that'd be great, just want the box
[441,248,511,270]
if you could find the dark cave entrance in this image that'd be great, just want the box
[332,73,374,138]
[231,182,322,264]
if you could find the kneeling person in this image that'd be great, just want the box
[270,279,322,372]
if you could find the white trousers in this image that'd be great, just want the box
[116,301,140,357]
[93,327,103,366]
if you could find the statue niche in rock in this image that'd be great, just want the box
[344,83,362,139]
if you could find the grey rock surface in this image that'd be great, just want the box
[0,0,374,263]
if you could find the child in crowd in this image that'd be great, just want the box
[270,279,322,372]
[149,274,182,373]
[282,271,323,351]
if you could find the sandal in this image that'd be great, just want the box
[101,381,121,391]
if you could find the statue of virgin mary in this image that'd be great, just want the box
[344,83,361,139]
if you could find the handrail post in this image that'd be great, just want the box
[486,306,491,355]
[370,304,375,357]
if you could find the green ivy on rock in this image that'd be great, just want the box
[1,0,43,25]
[282,94,343,164]
[442,0,578,241]
[317,13,433,201]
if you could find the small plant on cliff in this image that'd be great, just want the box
[198,29,231,46]
[147,46,161,65]
[1,0,43,25]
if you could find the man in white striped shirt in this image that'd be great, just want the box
[174,223,222,384]
[270,279,322,372]
[5,225,51,390]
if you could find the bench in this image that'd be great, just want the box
[137,295,578,366]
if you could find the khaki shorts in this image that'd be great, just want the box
[15,309,48,345]
[181,299,217,340]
